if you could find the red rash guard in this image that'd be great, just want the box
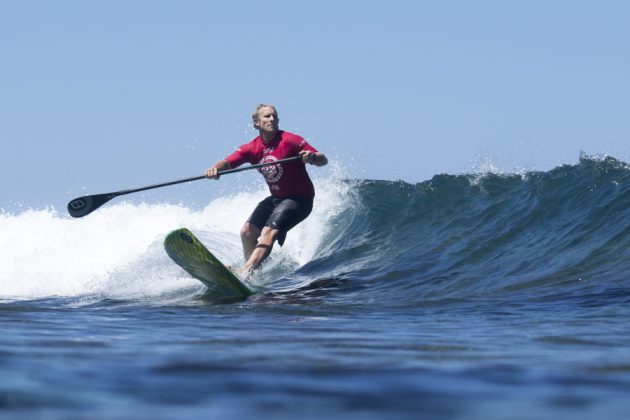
[224,131,319,199]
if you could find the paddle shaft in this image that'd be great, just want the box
[68,156,301,217]
[115,156,300,197]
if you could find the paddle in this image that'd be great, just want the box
[67,156,301,218]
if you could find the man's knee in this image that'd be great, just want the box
[241,223,260,241]
[258,227,280,246]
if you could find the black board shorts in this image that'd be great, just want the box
[247,196,313,246]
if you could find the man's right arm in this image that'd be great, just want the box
[205,160,232,179]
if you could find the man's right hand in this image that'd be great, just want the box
[205,167,220,179]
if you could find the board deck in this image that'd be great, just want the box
[164,228,257,300]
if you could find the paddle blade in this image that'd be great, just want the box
[67,193,117,218]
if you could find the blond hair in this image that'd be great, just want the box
[251,104,278,129]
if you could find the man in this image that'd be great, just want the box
[205,104,328,274]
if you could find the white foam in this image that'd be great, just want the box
[0,176,355,301]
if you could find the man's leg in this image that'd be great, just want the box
[240,222,261,260]
[239,226,279,273]
[240,196,274,261]
[238,196,313,274]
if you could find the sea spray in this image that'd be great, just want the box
[0,177,352,301]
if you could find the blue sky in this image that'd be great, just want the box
[1,1,629,211]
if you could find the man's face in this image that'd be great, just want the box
[256,107,279,133]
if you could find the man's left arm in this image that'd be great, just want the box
[298,150,328,167]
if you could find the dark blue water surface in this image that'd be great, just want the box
[2,155,630,419]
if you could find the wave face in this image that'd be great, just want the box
[295,155,630,308]
[2,155,630,308]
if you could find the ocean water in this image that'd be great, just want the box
[1,155,630,419]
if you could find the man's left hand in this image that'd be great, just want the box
[299,150,315,164]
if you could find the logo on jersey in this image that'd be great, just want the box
[259,155,283,183]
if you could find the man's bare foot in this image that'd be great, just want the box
[226,265,252,280]
[236,266,252,277]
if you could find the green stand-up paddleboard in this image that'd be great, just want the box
[164,228,257,301]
